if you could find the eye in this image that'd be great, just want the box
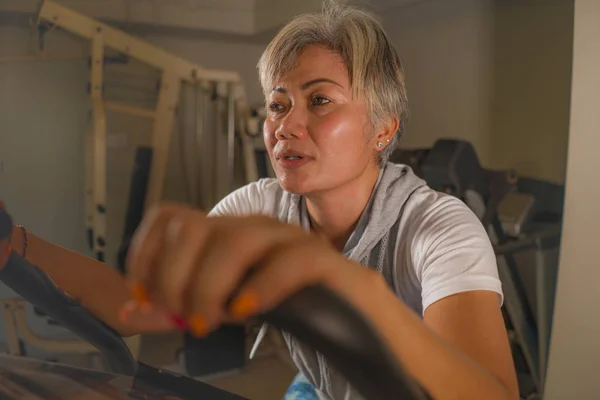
[310,95,331,107]
[268,102,285,113]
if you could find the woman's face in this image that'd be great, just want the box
[263,45,380,195]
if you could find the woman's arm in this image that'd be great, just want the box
[8,226,162,337]
[332,269,519,400]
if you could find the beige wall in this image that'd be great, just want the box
[489,0,573,184]
[383,0,573,183]
[544,0,600,397]
[383,0,495,166]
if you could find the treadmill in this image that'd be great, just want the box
[0,209,428,400]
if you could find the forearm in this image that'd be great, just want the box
[334,269,513,400]
[10,227,137,336]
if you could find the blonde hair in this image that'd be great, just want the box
[257,0,409,165]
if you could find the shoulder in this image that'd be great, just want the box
[406,186,486,243]
[208,178,283,217]
[397,186,502,313]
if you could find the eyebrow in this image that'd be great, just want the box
[272,78,344,93]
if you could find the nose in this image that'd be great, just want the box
[274,107,308,141]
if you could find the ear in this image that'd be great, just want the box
[373,116,400,151]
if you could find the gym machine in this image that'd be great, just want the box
[32,0,260,264]
[0,209,427,400]
[15,0,265,379]
[392,139,563,400]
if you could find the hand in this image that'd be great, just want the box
[121,202,369,336]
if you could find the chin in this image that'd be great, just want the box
[277,177,310,195]
[276,172,315,195]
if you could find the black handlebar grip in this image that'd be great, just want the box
[261,284,429,400]
[0,210,137,376]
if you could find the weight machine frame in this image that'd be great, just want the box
[2,0,261,371]
[37,0,259,261]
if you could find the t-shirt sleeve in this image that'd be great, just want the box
[208,178,277,217]
[412,196,503,313]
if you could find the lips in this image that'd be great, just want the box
[274,149,311,161]
[274,148,312,169]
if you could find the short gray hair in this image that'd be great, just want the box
[257,0,409,166]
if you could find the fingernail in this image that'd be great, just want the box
[130,282,151,309]
[229,291,260,319]
[169,314,188,331]
[118,301,137,323]
[189,314,209,337]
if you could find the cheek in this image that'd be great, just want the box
[263,121,277,148]
[312,111,370,159]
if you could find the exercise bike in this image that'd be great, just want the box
[0,209,428,400]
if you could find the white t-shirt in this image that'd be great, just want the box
[209,176,503,316]
[209,164,503,399]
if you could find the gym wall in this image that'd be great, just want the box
[383,0,573,184]
[544,0,600,397]
[489,0,573,185]
[544,0,600,400]
[0,24,92,349]
[384,0,495,167]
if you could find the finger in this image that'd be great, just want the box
[153,212,212,316]
[125,202,193,286]
[187,216,301,334]
[119,301,180,333]
[227,239,335,321]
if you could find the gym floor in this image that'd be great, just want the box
[137,332,297,400]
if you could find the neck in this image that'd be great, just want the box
[305,165,381,251]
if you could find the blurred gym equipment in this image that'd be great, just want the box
[33,1,259,263]
[393,139,563,400]
[14,0,265,378]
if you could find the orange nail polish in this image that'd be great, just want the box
[189,314,209,337]
[230,291,260,319]
[131,283,151,309]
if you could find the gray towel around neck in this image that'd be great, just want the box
[256,162,427,400]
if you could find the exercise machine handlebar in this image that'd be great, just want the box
[261,284,428,400]
[0,210,138,376]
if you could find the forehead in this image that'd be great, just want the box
[275,45,349,87]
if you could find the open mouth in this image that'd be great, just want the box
[283,156,303,160]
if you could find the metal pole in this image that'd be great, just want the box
[194,81,208,209]
[227,83,236,192]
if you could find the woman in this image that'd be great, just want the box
[1,2,519,399]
